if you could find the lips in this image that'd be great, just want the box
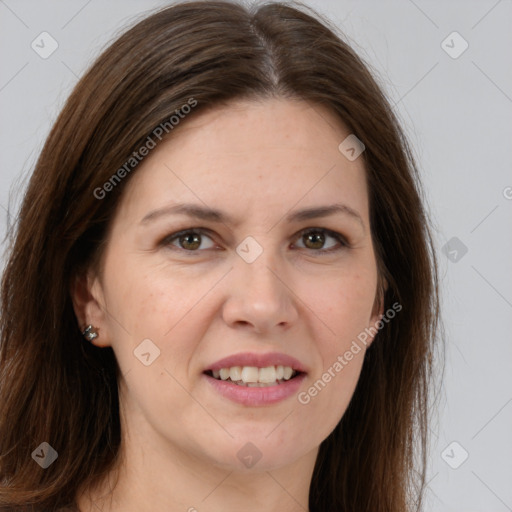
[203,352,307,405]
[205,352,307,373]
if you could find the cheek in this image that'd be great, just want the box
[296,271,372,432]
[103,254,220,371]
[103,249,188,333]
[298,349,365,443]
[295,262,377,343]
[294,263,375,413]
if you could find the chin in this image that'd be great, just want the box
[197,434,310,474]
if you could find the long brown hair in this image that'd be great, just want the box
[0,1,442,510]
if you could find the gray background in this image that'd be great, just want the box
[1,1,511,510]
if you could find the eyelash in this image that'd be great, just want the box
[161,227,350,256]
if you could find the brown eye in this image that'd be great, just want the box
[164,229,215,251]
[178,232,201,250]
[303,230,325,250]
[294,228,348,253]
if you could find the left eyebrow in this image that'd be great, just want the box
[285,204,365,231]
[140,202,365,232]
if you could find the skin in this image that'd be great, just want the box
[72,98,384,512]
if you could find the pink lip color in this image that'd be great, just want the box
[204,372,306,406]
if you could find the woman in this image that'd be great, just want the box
[0,1,441,510]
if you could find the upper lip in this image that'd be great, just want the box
[205,352,308,373]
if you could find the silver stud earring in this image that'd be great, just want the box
[82,324,98,341]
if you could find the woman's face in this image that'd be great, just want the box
[81,98,383,473]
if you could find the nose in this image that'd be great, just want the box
[221,248,299,335]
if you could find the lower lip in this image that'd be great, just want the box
[203,373,306,406]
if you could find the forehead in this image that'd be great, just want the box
[117,98,369,224]
[167,98,351,155]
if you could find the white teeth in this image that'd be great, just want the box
[219,368,230,380]
[210,365,297,384]
[241,366,259,383]
[229,366,242,381]
[258,366,277,383]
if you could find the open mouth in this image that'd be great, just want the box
[204,365,303,387]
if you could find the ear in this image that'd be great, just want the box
[70,268,111,348]
[366,275,388,347]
